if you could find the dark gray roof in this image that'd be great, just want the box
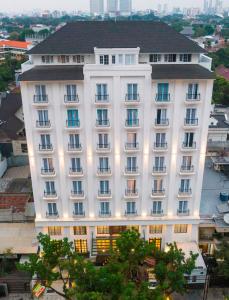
[19,65,84,81]
[151,64,215,79]
[27,21,206,55]
[209,113,229,129]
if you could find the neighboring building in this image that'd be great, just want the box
[119,0,132,15]
[107,0,118,14]
[180,26,194,39]
[30,24,51,33]
[216,65,229,81]
[20,21,214,256]
[90,0,104,15]
[0,40,31,61]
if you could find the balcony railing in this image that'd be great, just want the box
[46,211,59,218]
[98,190,111,197]
[125,167,138,174]
[41,168,55,175]
[186,93,200,101]
[151,189,165,196]
[44,191,57,198]
[155,93,170,102]
[177,209,190,216]
[33,95,48,103]
[154,142,168,150]
[95,94,109,103]
[69,167,83,174]
[68,143,82,151]
[71,190,84,197]
[125,189,138,197]
[151,209,164,216]
[99,211,111,217]
[180,165,194,173]
[184,118,198,126]
[152,166,166,173]
[73,211,85,217]
[97,167,111,175]
[36,120,51,128]
[182,142,196,150]
[125,142,139,150]
[39,144,53,151]
[66,120,80,128]
[178,188,192,196]
[125,119,139,127]
[125,93,140,102]
[125,210,137,216]
[96,119,110,127]
[97,143,110,151]
[64,94,79,103]
[155,118,169,126]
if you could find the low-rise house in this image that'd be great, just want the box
[0,40,31,61]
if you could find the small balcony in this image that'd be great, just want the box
[46,211,59,218]
[125,119,140,128]
[124,167,139,176]
[177,209,190,216]
[125,210,138,217]
[36,120,51,129]
[41,168,55,177]
[96,143,111,153]
[73,211,85,218]
[38,144,53,153]
[180,165,194,174]
[152,166,167,175]
[155,93,170,103]
[95,94,109,104]
[185,93,201,103]
[43,191,57,199]
[125,94,140,104]
[66,120,80,129]
[98,190,112,198]
[64,94,79,104]
[68,143,82,153]
[154,118,169,128]
[125,189,139,198]
[33,95,48,105]
[71,190,85,199]
[125,142,139,152]
[184,118,198,127]
[69,167,83,177]
[153,142,168,151]
[151,209,164,217]
[151,189,165,198]
[99,211,111,217]
[182,142,197,151]
[178,188,192,197]
[97,167,112,176]
[96,119,110,128]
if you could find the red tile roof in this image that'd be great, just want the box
[0,40,31,49]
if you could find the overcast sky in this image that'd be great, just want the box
[1,0,227,13]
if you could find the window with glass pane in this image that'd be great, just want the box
[66,85,77,101]
[99,157,109,171]
[149,54,161,62]
[152,201,162,214]
[187,84,199,99]
[98,133,109,148]
[155,133,166,147]
[180,179,190,192]
[97,109,108,125]
[125,54,135,65]
[164,54,176,62]
[37,110,49,126]
[186,108,197,124]
[127,179,136,192]
[42,158,53,173]
[149,225,163,234]
[153,178,163,192]
[154,156,165,171]
[100,180,109,194]
[127,132,137,148]
[184,132,194,147]
[157,83,169,101]
[74,240,88,253]
[67,109,79,127]
[180,54,192,62]
[127,84,138,100]
[40,134,51,150]
[178,200,188,213]
[69,134,80,149]
[97,226,109,234]
[48,226,61,235]
[126,109,138,126]
[174,224,188,233]
[72,181,82,193]
[71,157,81,172]
[156,109,167,125]
[47,202,57,215]
[127,157,137,171]
[35,85,46,102]
[73,226,87,235]
[182,156,192,171]
[149,238,161,250]
[74,202,84,215]
[45,181,55,195]
[126,201,136,214]
[100,202,110,215]
[96,84,108,101]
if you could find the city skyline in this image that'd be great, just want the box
[1,0,228,14]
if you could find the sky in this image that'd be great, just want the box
[0,0,227,13]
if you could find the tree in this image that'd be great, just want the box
[215,239,229,279]
[212,76,229,105]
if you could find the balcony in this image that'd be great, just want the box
[124,167,139,176]
[71,190,85,199]
[155,93,170,103]
[151,209,164,217]
[98,190,112,198]
[66,120,80,129]
[125,189,139,198]
[125,119,140,128]
[99,211,111,217]
[33,95,48,105]
[73,211,85,218]
[152,166,167,175]
[184,118,198,127]
[96,119,110,128]
[125,94,140,104]
[46,211,59,218]
[68,143,82,153]
[41,168,55,177]
[69,167,83,177]
[43,191,57,199]
[178,188,192,197]
[180,165,194,175]
[97,167,112,176]
[151,189,165,198]
[185,93,201,103]
[64,94,79,104]
[125,210,138,217]
[38,144,53,153]
[154,118,169,128]
[177,209,190,216]
[36,120,51,129]
[125,142,139,152]
[153,142,168,152]
[96,143,111,153]
[95,94,109,104]
[182,142,197,151]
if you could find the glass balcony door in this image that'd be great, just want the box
[127,83,138,100]
[67,109,79,127]
[157,83,169,101]
[71,158,81,172]
[188,83,199,99]
[127,109,138,126]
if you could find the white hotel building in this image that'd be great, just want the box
[20,21,214,255]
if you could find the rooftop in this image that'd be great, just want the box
[27,21,206,55]
[209,112,229,129]
[0,40,31,49]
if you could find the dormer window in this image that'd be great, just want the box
[100,55,109,65]
[58,55,70,63]
[41,56,53,63]
[164,54,177,62]
[180,54,192,62]
[125,54,135,65]
[73,55,84,63]
[149,54,161,63]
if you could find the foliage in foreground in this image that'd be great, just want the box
[18,230,198,300]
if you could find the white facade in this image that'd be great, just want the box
[20,43,214,255]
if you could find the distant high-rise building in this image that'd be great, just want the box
[119,0,132,15]
[107,0,118,13]
[90,0,104,15]
[204,0,208,13]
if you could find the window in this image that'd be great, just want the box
[187,83,199,99]
[174,224,188,233]
[126,132,137,148]
[98,133,109,148]
[74,202,84,215]
[182,156,192,170]
[73,226,87,235]
[42,158,53,173]
[69,134,80,149]
[153,178,163,193]
[164,54,177,62]
[99,180,109,194]
[40,134,51,150]
[45,181,56,195]
[21,143,28,153]
[71,157,81,172]
[152,201,162,214]
[180,54,192,62]
[67,109,79,127]
[73,55,84,63]
[97,109,108,126]
[126,157,137,171]
[41,55,53,63]
[157,83,169,101]
[155,133,166,148]
[47,202,58,215]
[126,109,138,126]
[66,85,77,102]
[112,55,116,64]
[154,156,165,171]
[127,179,136,193]
[118,54,123,64]
[58,55,70,63]
[184,132,195,147]
[156,108,167,125]
[149,225,163,234]
[48,226,61,235]
[35,85,47,102]
[149,238,161,250]
[99,157,109,171]
[127,84,138,101]
[125,54,135,65]
[178,200,188,213]
[37,110,49,126]
[180,179,191,193]
[126,201,136,214]
[100,202,110,215]
[100,55,109,65]
[74,240,88,253]
[97,226,109,234]
[149,54,161,62]
[72,181,82,193]
[96,84,108,101]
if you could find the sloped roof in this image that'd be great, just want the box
[0,40,31,49]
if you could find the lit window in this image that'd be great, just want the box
[74,239,88,253]
[73,226,87,235]
[149,238,161,250]
[48,226,62,236]
[149,225,163,234]
[174,224,188,233]
[97,226,109,234]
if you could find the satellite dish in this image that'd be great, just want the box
[224,213,229,225]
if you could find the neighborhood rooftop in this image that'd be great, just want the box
[27,21,206,55]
